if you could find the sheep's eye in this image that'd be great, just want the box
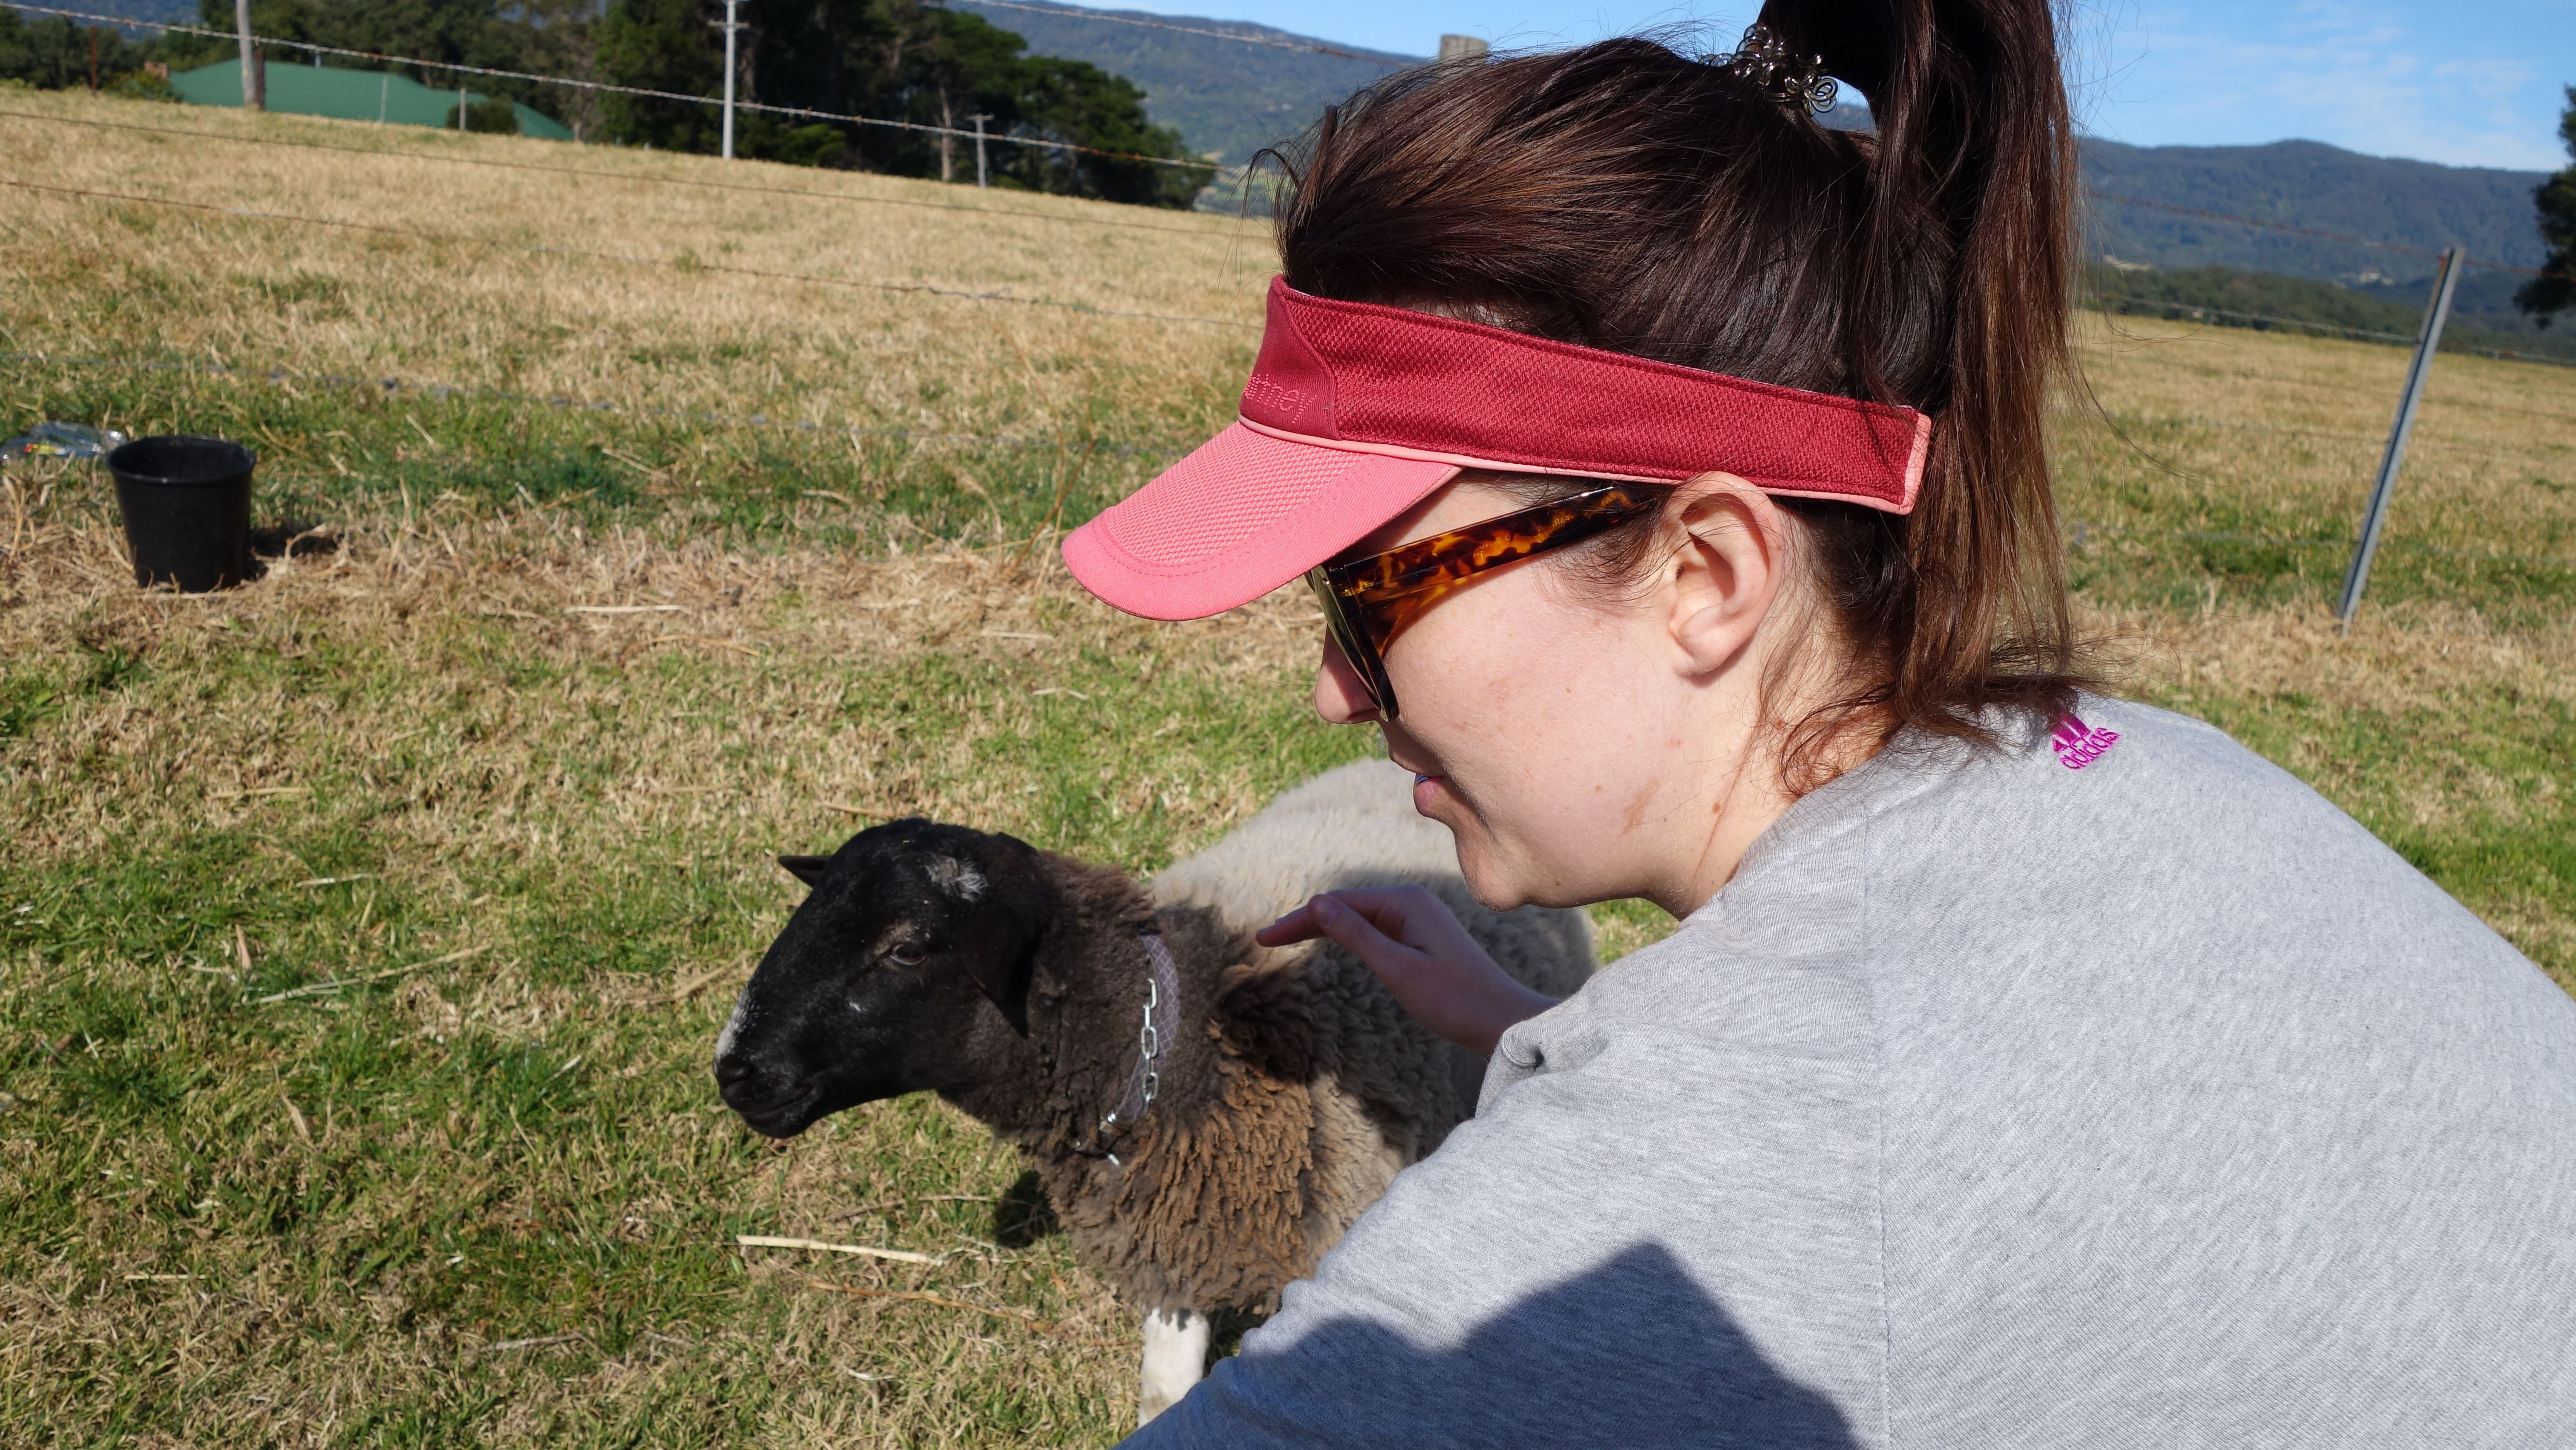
[885,943,928,968]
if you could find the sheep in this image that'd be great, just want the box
[711,758,1596,1424]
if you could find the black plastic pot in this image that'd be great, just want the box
[105,435,257,592]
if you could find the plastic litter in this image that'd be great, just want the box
[0,421,131,463]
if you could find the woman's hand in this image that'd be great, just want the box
[1256,887,1560,1057]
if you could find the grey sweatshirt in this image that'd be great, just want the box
[1124,697,2576,1447]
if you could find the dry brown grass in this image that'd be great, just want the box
[2061,312,2576,582]
[0,88,1270,477]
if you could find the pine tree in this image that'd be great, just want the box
[2519,86,2576,325]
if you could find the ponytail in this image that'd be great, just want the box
[1272,1,2087,790]
[1757,0,2084,781]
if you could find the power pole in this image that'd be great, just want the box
[234,0,264,112]
[716,0,743,160]
[972,113,990,187]
[2338,245,2466,631]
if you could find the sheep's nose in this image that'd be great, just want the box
[713,1055,758,1093]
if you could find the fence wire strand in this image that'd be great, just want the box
[2089,294,2576,369]
[0,108,1258,240]
[8,2,1228,171]
[2081,344,2576,427]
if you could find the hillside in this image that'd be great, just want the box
[2082,137,2551,278]
[944,1,2556,290]
[949,0,1415,164]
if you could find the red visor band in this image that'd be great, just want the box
[1240,277,1931,513]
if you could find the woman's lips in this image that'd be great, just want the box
[1411,771,1448,814]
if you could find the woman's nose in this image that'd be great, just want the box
[1312,638,1382,725]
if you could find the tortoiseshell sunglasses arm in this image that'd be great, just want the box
[1319,484,1667,652]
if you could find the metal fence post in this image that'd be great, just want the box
[2337,245,2465,632]
[973,114,990,187]
[717,0,741,160]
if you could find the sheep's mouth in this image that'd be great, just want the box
[719,1080,824,1139]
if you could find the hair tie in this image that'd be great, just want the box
[1714,24,1838,115]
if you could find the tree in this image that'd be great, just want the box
[595,0,721,152]
[907,7,1029,184]
[2519,86,2576,326]
[0,10,156,91]
[1008,55,1207,207]
[595,0,1209,205]
[130,0,1209,206]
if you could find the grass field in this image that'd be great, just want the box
[3,88,2573,1447]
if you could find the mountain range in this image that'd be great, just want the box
[949,0,1417,164]
[951,0,2558,298]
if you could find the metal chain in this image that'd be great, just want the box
[1139,975,1162,1107]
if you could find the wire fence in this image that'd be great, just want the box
[2090,293,2576,370]
[0,107,1254,238]
[8,2,1233,172]
[2096,351,2576,430]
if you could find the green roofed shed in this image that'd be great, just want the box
[169,60,574,141]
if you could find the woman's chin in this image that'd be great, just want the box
[1411,778,1540,910]
[1446,840,1536,913]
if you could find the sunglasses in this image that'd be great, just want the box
[1305,483,1668,720]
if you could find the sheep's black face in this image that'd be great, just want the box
[713,819,1053,1139]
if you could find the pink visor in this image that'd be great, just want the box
[1063,277,1932,620]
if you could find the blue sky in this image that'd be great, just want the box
[1113,0,2576,171]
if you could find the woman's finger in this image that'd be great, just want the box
[1254,903,1323,947]
[1303,894,1430,978]
[1306,886,1456,950]
[1258,888,1446,953]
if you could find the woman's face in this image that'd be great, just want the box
[1312,476,1791,915]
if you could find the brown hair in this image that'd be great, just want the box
[1265,0,2086,790]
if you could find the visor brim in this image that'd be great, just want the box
[1061,421,1459,621]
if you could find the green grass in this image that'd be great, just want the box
[5,354,1228,549]
[0,503,1392,1444]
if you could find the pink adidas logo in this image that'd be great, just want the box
[2052,715,2120,770]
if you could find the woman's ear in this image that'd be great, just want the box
[1662,474,1791,678]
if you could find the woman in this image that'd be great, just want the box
[1062,3,2576,1443]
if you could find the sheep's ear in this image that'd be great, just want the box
[958,913,1036,1036]
[777,855,832,888]
[955,840,1050,1036]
